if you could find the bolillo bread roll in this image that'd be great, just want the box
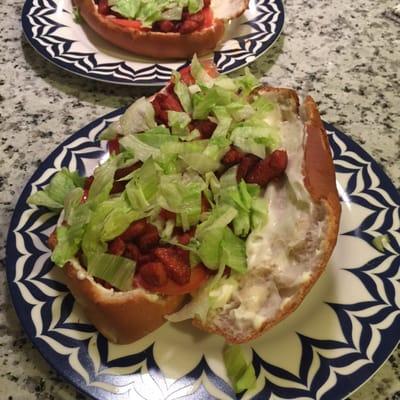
[73,0,249,59]
[35,60,340,345]
[62,260,186,344]
[185,88,341,343]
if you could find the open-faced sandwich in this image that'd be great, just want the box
[73,0,249,58]
[28,57,341,345]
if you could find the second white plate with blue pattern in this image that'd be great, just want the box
[21,0,284,85]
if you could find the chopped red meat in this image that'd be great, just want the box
[154,247,190,284]
[245,150,288,187]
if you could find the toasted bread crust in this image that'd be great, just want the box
[302,96,341,217]
[74,0,226,59]
[193,88,341,343]
[63,262,186,344]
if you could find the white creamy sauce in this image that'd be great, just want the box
[248,115,313,277]
[169,104,326,331]
[232,280,281,329]
[221,112,321,330]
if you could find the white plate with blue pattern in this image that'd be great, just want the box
[6,109,400,400]
[21,0,285,86]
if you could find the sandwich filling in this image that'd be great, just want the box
[28,58,323,336]
[93,0,214,34]
[202,120,327,335]
[167,101,328,337]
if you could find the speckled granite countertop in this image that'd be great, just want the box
[0,0,399,399]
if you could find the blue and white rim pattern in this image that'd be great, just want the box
[6,109,400,400]
[21,0,285,86]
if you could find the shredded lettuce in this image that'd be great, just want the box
[108,0,203,27]
[229,103,256,122]
[188,83,201,95]
[230,125,280,159]
[160,219,175,241]
[99,119,121,140]
[33,56,281,286]
[205,171,220,195]
[191,54,215,88]
[234,67,261,96]
[113,151,137,174]
[180,128,201,142]
[188,0,203,14]
[198,228,224,270]
[219,166,238,188]
[205,136,231,159]
[197,226,246,272]
[50,193,93,267]
[214,75,237,91]
[372,234,389,252]
[250,197,268,231]
[80,201,115,258]
[181,140,228,173]
[165,257,235,323]
[223,345,257,393]
[125,158,160,210]
[233,208,251,239]
[166,284,211,322]
[218,181,251,210]
[160,139,207,156]
[119,134,160,161]
[161,5,183,20]
[156,152,183,175]
[221,227,247,273]
[87,155,119,204]
[195,203,248,271]
[73,6,83,23]
[134,132,178,148]
[142,125,171,135]
[65,200,92,232]
[209,276,238,309]
[160,138,229,174]
[180,152,220,174]
[119,97,157,135]
[216,181,267,237]
[101,199,145,242]
[63,187,84,222]
[28,169,85,210]
[51,224,84,266]
[157,173,206,231]
[196,205,237,239]
[81,168,149,258]
[212,106,232,138]
[27,191,64,211]
[109,0,159,27]
[173,72,192,113]
[168,110,191,136]
[251,95,275,115]
[108,0,140,19]
[87,252,136,292]
[192,86,233,120]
